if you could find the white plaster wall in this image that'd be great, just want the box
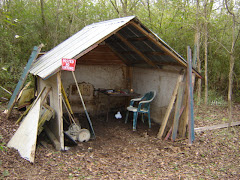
[61,65,127,113]
[62,65,126,90]
[132,67,181,124]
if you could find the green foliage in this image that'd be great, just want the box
[234,90,240,103]
[1,170,9,179]
[0,135,6,151]
[0,0,239,98]
[208,90,227,106]
[194,89,227,106]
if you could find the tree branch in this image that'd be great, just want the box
[224,0,235,17]
[232,28,240,50]
[109,0,120,15]
[129,0,140,12]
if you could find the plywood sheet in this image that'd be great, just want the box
[7,98,41,163]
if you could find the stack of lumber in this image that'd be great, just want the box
[157,46,195,144]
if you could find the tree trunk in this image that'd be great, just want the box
[204,0,209,105]
[40,0,47,41]
[228,17,235,126]
[147,0,152,26]
[54,0,61,46]
[224,0,237,127]
[121,0,128,16]
[109,0,120,17]
[40,0,46,28]
[196,0,201,105]
[204,24,208,105]
[228,53,234,126]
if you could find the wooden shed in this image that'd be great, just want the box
[29,16,201,150]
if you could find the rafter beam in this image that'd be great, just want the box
[130,22,202,78]
[105,42,132,66]
[115,33,157,68]
[127,37,148,41]
[144,51,165,55]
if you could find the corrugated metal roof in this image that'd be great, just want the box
[30,16,201,79]
[30,16,135,79]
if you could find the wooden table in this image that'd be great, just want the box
[99,90,140,121]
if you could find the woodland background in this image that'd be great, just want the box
[0,1,240,178]
[0,0,239,108]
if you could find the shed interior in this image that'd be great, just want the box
[32,16,200,150]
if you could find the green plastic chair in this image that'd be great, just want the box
[125,91,156,131]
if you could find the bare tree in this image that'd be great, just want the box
[54,0,61,46]
[203,0,214,105]
[109,0,140,17]
[203,0,208,105]
[109,0,120,17]
[195,0,201,106]
[224,0,240,126]
[40,0,48,42]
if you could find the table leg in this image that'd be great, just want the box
[106,96,110,122]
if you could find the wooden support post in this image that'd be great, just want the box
[157,74,183,139]
[126,66,133,106]
[57,72,64,150]
[126,66,133,91]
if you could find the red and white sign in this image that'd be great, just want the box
[61,58,76,71]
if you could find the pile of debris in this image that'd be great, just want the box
[3,45,92,163]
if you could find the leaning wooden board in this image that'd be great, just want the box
[157,74,183,139]
[7,45,43,118]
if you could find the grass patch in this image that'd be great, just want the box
[1,170,9,179]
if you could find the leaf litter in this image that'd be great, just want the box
[0,103,239,179]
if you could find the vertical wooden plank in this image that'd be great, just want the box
[171,82,185,141]
[57,72,64,150]
[126,66,133,90]
[157,74,183,139]
[187,46,195,144]
[178,86,188,138]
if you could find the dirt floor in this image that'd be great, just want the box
[0,103,239,179]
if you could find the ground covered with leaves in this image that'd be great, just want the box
[0,103,239,179]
